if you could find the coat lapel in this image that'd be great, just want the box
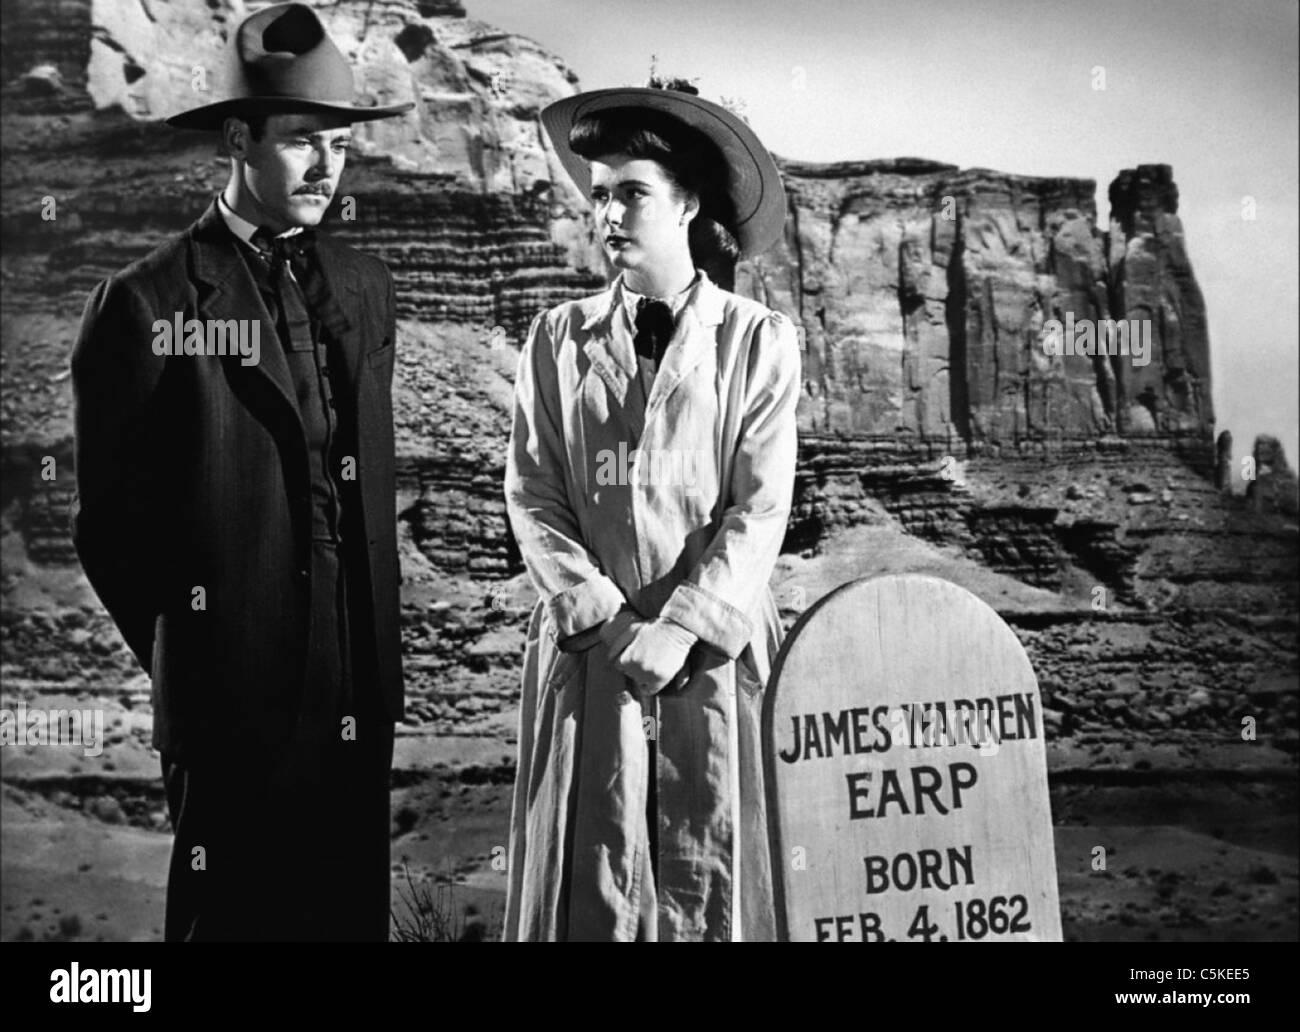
[189,201,300,423]
[580,281,641,441]
[581,286,635,396]
[310,235,363,400]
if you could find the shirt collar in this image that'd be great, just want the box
[617,270,701,324]
[217,192,302,249]
[583,267,725,335]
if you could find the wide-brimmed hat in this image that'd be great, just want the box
[165,2,413,130]
[540,86,787,258]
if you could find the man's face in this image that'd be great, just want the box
[589,155,695,273]
[232,111,354,231]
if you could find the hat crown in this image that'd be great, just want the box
[165,2,411,129]
[236,2,354,103]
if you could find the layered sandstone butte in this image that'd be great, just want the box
[749,158,1213,445]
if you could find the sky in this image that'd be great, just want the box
[469,0,1300,466]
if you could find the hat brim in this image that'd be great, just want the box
[165,96,414,130]
[540,87,787,258]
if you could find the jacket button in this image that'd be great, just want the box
[295,568,309,584]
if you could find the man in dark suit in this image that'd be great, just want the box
[69,2,412,941]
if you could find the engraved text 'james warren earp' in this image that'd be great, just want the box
[151,313,261,366]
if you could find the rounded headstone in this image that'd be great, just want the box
[763,574,1062,942]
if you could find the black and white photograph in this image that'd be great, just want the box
[0,0,1295,978]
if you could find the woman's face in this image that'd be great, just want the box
[589,154,698,272]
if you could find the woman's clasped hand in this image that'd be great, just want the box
[597,606,698,693]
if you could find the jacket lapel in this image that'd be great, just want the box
[310,235,363,399]
[580,281,642,441]
[189,201,300,422]
[581,285,635,394]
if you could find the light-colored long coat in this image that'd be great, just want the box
[502,268,801,941]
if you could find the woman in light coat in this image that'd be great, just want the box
[502,83,800,941]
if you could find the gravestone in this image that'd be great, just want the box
[763,574,1062,941]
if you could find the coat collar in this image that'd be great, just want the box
[579,269,726,427]
[581,267,726,340]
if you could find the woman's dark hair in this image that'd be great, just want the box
[569,105,741,289]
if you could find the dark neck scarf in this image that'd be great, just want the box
[633,296,676,369]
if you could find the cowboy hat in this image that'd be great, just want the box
[540,85,787,258]
[165,2,413,130]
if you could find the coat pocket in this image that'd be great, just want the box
[543,641,585,692]
[365,344,395,381]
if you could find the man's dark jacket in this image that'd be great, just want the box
[70,200,404,762]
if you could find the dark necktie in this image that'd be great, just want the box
[634,297,676,370]
[250,227,353,350]
[250,228,316,353]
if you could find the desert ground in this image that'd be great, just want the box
[3,520,1294,942]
